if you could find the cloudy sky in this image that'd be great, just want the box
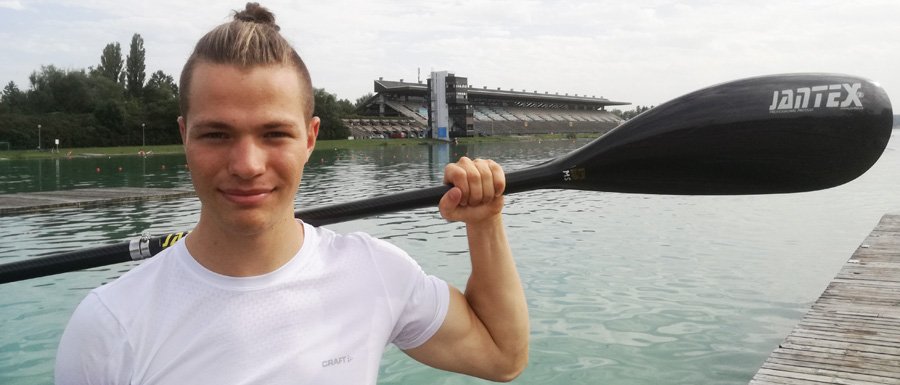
[1,0,897,108]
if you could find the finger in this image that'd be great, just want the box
[445,157,471,206]
[462,158,483,206]
[442,162,456,185]
[474,159,494,204]
[438,186,463,221]
[489,160,506,196]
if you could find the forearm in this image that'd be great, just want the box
[463,214,529,369]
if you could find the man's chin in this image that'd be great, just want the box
[215,213,281,236]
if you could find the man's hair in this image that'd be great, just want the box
[179,2,314,119]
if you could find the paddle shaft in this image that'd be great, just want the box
[297,162,557,225]
[0,72,892,284]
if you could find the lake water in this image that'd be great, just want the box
[2,131,899,384]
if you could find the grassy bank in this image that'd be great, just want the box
[0,134,598,160]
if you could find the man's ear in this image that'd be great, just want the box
[307,116,320,152]
[177,116,188,144]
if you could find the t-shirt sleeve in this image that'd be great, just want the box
[363,235,449,350]
[392,272,449,350]
[55,292,133,385]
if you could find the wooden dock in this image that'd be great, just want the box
[0,187,195,216]
[750,214,900,384]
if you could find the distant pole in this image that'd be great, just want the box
[37,124,41,150]
[141,123,146,148]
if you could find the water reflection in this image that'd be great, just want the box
[0,153,191,194]
[2,133,900,385]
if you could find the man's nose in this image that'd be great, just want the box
[228,137,266,179]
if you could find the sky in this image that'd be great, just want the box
[0,0,898,109]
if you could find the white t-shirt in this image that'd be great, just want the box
[55,222,449,385]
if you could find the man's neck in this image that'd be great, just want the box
[184,217,304,277]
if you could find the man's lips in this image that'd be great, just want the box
[219,188,274,205]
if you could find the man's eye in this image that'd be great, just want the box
[201,132,227,139]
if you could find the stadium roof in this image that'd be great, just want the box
[374,79,630,108]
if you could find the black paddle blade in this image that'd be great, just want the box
[527,73,893,195]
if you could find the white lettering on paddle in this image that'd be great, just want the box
[769,83,863,113]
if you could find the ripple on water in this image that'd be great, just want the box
[4,136,900,385]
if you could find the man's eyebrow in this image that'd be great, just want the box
[262,120,298,129]
[190,120,233,130]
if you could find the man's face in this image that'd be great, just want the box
[178,62,319,235]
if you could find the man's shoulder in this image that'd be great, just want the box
[307,225,426,284]
[312,225,410,262]
[91,241,182,301]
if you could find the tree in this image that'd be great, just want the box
[313,88,351,140]
[125,33,146,98]
[97,42,124,83]
[93,100,125,141]
[144,70,178,101]
[1,81,25,112]
[54,69,93,113]
[354,92,374,110]
[142,70,181,145]
[26,65,66,113]
[87,71,124,104]
[611,105,654,120]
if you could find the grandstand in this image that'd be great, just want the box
[350,74,630,138]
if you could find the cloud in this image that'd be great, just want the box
[0,1,24,10]
[1,0,898,108]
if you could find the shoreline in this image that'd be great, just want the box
[0,133,600,161]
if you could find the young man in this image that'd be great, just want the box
[55,3,528,384]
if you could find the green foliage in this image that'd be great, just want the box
[144,70,178,101]
[1,81,25,112]
[0,35,177,149]
[313,88,352,140]
[354,93,374,111]
[88,72,124,103]
[125,34,146,99]
[610,105,654,120]
[97,42,124,83]
[0,32,372,148]
[141,71,181,145]
[0,112,105,149]
[93,101,125,136]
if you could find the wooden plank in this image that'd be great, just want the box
[798,320,900,339]
[776,341,899,362]
[750,373,832,385]
[782,335,900,355]
[804,309,897,327]
[755,367,891,385]
[786,329,900,347]
[768,351,900,376]
[760,363,899,384]
[812,302,900,319]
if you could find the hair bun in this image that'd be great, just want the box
[234,2,279,30]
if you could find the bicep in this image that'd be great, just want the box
[402,285,503,379]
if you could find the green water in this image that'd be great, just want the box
[2,134,900,384]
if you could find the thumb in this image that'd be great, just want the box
[438,186,463,220]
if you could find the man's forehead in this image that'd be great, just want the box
[190,63,310,99]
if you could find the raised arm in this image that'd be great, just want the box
[404,157,529,382]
